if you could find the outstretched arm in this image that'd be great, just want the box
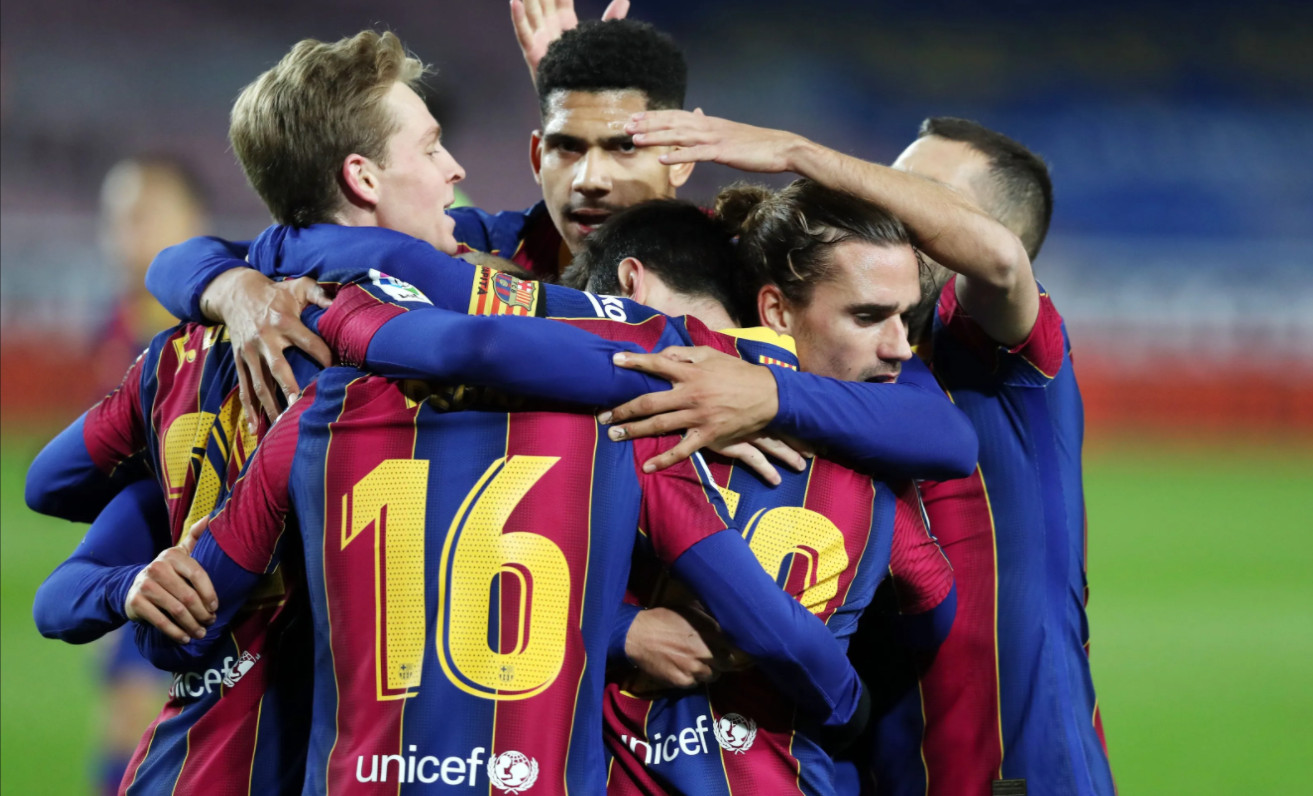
[33,479,171,643]
[626,110,1038,345]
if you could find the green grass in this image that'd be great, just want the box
[2,437,1310,793]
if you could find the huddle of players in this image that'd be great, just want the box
[26,6,1114,796]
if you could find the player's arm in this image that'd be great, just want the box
[146,234,333,422]
[605,345,978,480]
[308,284,668,408]
[25,356,151,522]
[33,479,170,643]
[626,110,1039,345]
[884,483,957,649]
[640,443,869,744]
[133,399,306,670]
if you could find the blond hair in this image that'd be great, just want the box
[230,31,426,226]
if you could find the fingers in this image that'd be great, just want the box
[640,431,705,474]
[129,599,192,646]
[601,0,630,20]
[714,441,781,486]
[305,282,333,310]
[245,343,282,421]
[522,0,543,29]
[751,436,807,472]
[659,145,718,165]
[235,353,259,434]
[510,0,530,45]
[173,554,219,615]
[286,324,334,369]
[602,390,688,427]
[609,409,699,443]
[612,350,691,379]
[181,516,210,554]
[129,558,214,641]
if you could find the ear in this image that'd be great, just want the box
[529,130,544,186]
[341,153,381,209]
[616,257,646,302]
[668,159,695,190]
[757,284,792,335]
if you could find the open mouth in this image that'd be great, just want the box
[566,209,613,235]
[865,374,898,384]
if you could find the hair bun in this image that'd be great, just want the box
[713,182,773,232]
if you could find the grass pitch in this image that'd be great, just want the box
[2,435,1310,794]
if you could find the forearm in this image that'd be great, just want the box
[787,140,1029,291]
[362,310,669,406]
[26,414,138,522]
[134,532,261,671]
[672,531,864,728]
[33,479,169,642]
[608,602,643,665]
[145,236,252,323]
[769,363,978,480]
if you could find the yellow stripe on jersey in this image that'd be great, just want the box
[717,326,797,354]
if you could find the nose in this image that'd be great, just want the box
[878,316,914,363]
[572,149,612,196]
[448,154,466,185]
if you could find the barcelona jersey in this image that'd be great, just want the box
[451,202,570,280]
[81,324,316,796]
[868,278,1114,796]
[206,359,742,796]
[601,350,954,796]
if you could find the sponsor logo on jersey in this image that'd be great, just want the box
[353,746,539,790]
[713,712,758,753]
[619,711,762,768]
[167,650,262,699]
[487,750,539,794]
[368,269,432,304]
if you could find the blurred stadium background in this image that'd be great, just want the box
[1,0,1309,792]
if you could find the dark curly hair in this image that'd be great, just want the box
[536,20,686,117]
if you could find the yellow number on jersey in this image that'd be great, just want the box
[438,456,571,700]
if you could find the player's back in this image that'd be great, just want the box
[285,360,729,796]
[91,323,315,796]
[604,452,898,796]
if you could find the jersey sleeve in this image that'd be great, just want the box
[26,353,151,521]
[145,236,252,323]
[768,356,979,480]
[311,283,669,407]
[887,482,955,616]
[32,478,170,643]
[206,394,309,575]
[635,440,733,564]
[936,275,1066,386]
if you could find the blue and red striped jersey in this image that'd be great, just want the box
[205,362,748,796]
[600,345,954,796]
[451,202,569,280]
[81,324,314,796]
[868,277,1114,796]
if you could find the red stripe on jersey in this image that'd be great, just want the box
[916,469,1004,791]
[713,675,804,796]
[119,702,184,795]
[488,412,598,790]
[888,482,954,615]
[799,459,878,622]
[321,378,422,793]
[83,351,148,476]
[318,284,409,366]
[559,315,671,351]
[602,685,667,796]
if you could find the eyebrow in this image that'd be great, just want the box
[847,302,903,316]
[543,132,634,149]
[421,124,442,146]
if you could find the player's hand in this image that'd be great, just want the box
[624,606,743,690]
[124,533,219,646]
[600,346,791,476]
[709,435,809,487]
[510,0,630,85]
[626,108,803,173]
[201,268,333,429]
